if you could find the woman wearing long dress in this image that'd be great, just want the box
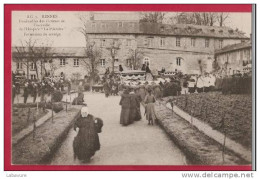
[144,89,156,125]
[119,89,131,126]
[138,84,146,102]
[129,88,142,122]
[73,106,102,162]
[103,79,111,98]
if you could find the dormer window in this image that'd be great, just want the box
[210,29,215,33]
[118,22,123,28]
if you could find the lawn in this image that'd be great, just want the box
[170,92,252,149]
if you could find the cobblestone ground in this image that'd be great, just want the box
[51,92,187,165]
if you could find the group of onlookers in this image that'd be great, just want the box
[185,74,216,94]
[12,76,71,104]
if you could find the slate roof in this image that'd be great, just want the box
[86,21,249,39]
[12,47,87,58]
[215,40,251,54]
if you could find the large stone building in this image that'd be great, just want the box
[12,13,250,80]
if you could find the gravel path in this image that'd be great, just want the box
[51,92,187,165]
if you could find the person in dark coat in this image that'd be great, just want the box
[134,88,142,121]
[72,93,85,105]
[119,65,124,72]
[119,89,131,126]
[23,82,29,104]
[73,105,102,163]
[146,63,151,73]
[141,64,146,71]
[103,79,111,97]
[12,84,16,104]
[129,88,141,122]
[31,82,38,103]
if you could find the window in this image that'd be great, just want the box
[114,59,119,63]
[101,39,106,47]
[31,74,36,80]
[118,22,123,28]
[143,57,150,66]
[191,38,196,47]
[126,59,131,67]
[160,38,166,47]
[219,39,223,49]
[60,58,66,66]
[205,38,210,48]
[176,37,181,47]
[30,62,36,70]
[74,59,79,67]
[16,62,23,70]
[147,37,153,47]
[91,23,96,28]
[100,59,105,67]
[126,39,131,47]
[176,57,182,66]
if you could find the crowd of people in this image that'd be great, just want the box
[12,72,71,104]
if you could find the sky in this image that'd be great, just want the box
[12,11,252,47]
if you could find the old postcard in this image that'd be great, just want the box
[4,4,255,171]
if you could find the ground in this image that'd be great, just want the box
[171,92,252,149]
[51,92,188,165]
[12,107,48,135]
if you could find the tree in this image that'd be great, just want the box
[77,12,102,88]
[217,13,230,27]
[127,48,144,70]
[140,12,166,23]
[173,12,217,26]
[13,38,53,80]
[106,40,121,73]
[81,41,102,89]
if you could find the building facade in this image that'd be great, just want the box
[214,40,252,75]
[12,13,250,80]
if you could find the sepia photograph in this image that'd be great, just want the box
[5,4,255,170]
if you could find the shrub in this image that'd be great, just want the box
[163,82,181,97]
[221,77,252,95]
[84,83,90,91]
[51,90,63,102]
[46,102,64,113]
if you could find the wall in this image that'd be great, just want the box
[216,47,251,75]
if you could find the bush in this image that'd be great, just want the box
[163,82,181,97]
[221,77,252,95]
[51,90,63,102]
[46,102,64,113]
[84,83,90,91]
